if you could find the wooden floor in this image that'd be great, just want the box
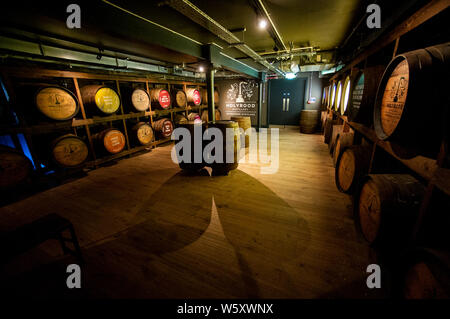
[0,127,386,298]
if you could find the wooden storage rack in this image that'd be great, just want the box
[330,110,449,242]
[0,66,208,171]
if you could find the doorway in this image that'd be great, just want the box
[268,78,306,125]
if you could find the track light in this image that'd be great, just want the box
[258,19,267,29]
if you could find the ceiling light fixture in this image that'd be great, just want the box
[285,73,296,79]
[198,66,204,72]
[258,19,267,29]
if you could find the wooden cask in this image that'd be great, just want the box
[402,248,450,299]
[186,88,202,106]
[51,134,89,167]
[207,120,240,175]
[328,124,344,154]
[329,83,336,110]
[130,122,153,146]
[175,122,206,171]
[299,110,320,134]
[355,174,425,245]
[201,109,221,123]
[150,88,171,109]
[174,114,188,126]
[335,144,372,193]
[334,80,343,112]
[323,118,337,144]
[0,146,32,189]
[201,88,220,106]
[347,66,385,125]
[131,88,150,111]
[339,76,352,115]
[35,86,79,120]
[332,132,354,167]
[320,111,328,132]
[322,86,328,108]
[172,90,187,108]
[92,129,126,154]
[231,116,251,147]
[152,118,174,139]
[80,85,121,115]
[373,43,450,156]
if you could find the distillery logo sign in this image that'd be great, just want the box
[224,80,258,121]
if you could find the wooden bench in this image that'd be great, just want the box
[0,213,83,265]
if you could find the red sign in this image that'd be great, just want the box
[192,89,201,105]
[159,90,171,109]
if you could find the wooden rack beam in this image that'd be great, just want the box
[331,0,449,80]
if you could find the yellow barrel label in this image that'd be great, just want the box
[53,136,88,167]
[381,60,409,136]
[36,87,77,120]
[95,88,120,114]
[131,89,150,111]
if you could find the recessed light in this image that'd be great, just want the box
[258,19,267,29]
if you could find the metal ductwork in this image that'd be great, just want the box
[164,0,284,76]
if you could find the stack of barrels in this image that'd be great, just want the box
[322,42,450,299]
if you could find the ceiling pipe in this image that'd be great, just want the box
[164,0,284,76]
[250,0,288,52]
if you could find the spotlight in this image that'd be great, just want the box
[285,73,296,79]
[258,19,267,29]
[198,66,204,72]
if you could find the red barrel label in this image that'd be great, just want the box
[159,90,171,109]
[192,89,201,105]
[162,121,173,138]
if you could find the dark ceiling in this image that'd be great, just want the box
[0,0,431,75]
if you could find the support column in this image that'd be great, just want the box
[257,72,266,132]
[206,63,215,123]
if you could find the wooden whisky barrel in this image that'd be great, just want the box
[172,90,187,108]
[187,112,200,122]
[299,110,320,134]
[231,116,251,147]
[81,85,121,115]
[329,124,344,154]
[92,129,126,154]
[335,145,372,193]
[339,76,352,115]
[347,66,385,125]
[174,114,188,126]
[175,121,206,171]
[329,83,337,110]
[323,118,337,144]
[153,118,173,139]
[402,248,450,299]
[332,132,354,167]
[355,174,425,245]
[206,120,240,175]
[0,146,32,189]
[201,109,221,123]
[35,86,79,120]
[201,88,220,106]
[186,88,202,106]
[131,122,153,146]
[51,134,89,167]
[373,43,450,155]
[334,80,343,112]
[129,88,150,112]
[322,86,328,107]
[150,88,171,109]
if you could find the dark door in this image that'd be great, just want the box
[269,78,306,125]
